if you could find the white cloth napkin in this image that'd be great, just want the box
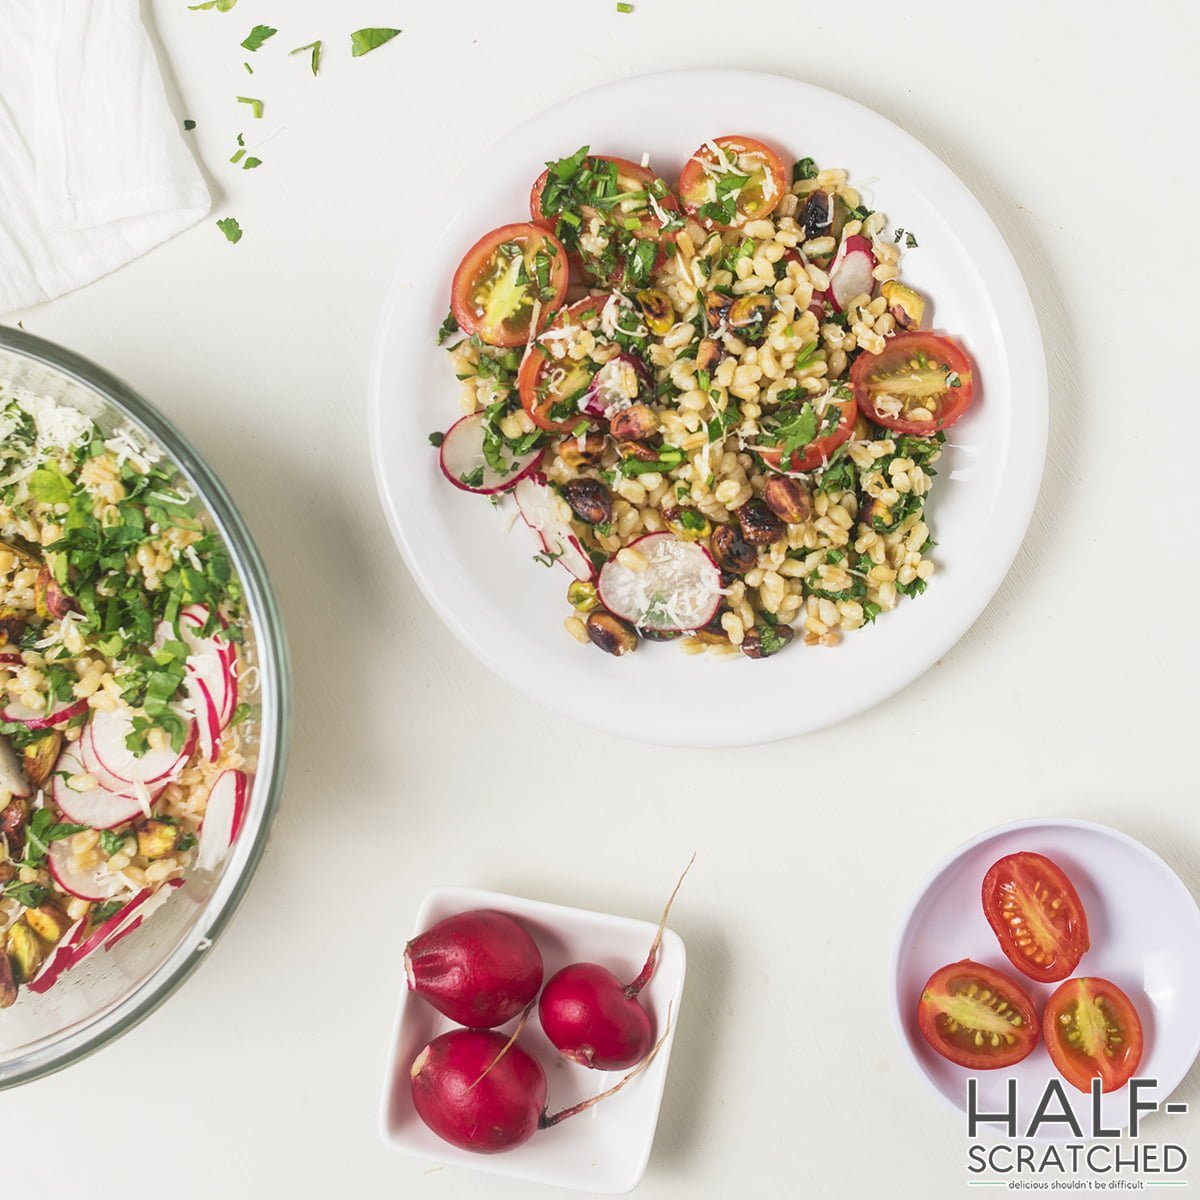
[0,0,210,313]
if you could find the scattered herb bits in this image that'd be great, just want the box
[240,24,276,51]
[216,217,243,244]
[290,39,322,76]
[350,27,401,57]
[236,96,263,119]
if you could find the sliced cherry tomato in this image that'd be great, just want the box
[982,852,1090,984]
[517,298,609,433]
[917,960,1040,1071]
[531,155,679,288]
[1043,977,1144,1094]
[678,136,787,231]
[450,222,568,348]
[850,330,975,434]
[755,389,856,474]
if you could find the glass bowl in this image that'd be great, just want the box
[0,326,289,1089]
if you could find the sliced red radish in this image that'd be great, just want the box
[0,647,22,666]
[53,745,146,828]
[177,608,239,728]
[0,735,32,798]
[196,769,250,872]
[514,476,594,581]
[48,837,125,902]
[26,919,86,995]
[186,669,224,763]
[828,234,877,311]
[597,533,722,632]
[0,696,88,730]
[99,880,183,953]
[439,412,545,495]
[86,707,196,788]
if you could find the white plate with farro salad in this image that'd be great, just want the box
[369,69,1046,746]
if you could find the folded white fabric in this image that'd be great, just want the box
[0,0,210,313]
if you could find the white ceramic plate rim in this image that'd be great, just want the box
[368,68,1047,747]
[888,817,1200,1134]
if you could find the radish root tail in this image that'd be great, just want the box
[541,1001,675,1129]
[467,1002,533,1092]
[626,852,695,999]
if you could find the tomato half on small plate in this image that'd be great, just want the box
[516,297,608,433]
[917,960,1040,1070]
[678,135,788,230]
[755,389,857,474]
[850,331,975,434]
[982,851,1090,983]
[450,222,569,347]
[1043,977,1144,1093]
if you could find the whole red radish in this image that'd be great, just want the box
[410,1028,547,1154]
[405,909,543,1029]
[539,856,692,1070]
[410,1009,675,1154]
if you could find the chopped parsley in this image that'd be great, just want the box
[240,24,277,51]
[188,0,237,9]
[242,157,262,171]
[183,119,196,131]
[1,880,46,908]
[91,899,123,923]
[792,157,818,183]
[428,431,445,447]
[459,467,485,489]
[532,550,563,568]
[216,217,243,243]
[236,96,263,119]
[22,809,89,870]
[100,830,126,856]
[289,40,323,76]
[350,27,402,57]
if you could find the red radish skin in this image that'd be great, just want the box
[405,909,543,1029]
[539,962,653,1069]
[539,855,693,1070]
[410,1029,547,1154]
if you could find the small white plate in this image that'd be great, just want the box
[368,68,1046,746]
[891,818,1200,1134]
[380,887,686,1193]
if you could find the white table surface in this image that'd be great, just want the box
[9,1,1198,1196]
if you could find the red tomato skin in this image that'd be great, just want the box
[517,298,604,434]
[982,851,1090,984]
[450,222,568,348]
[678,135,788,230]
[850,330,976,434]
[757,395,857,474]
[916,960,1041,1071]
[1043,977,1144,1094]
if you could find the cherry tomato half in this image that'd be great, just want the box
[755,390,857,474]
[516,298,607,433]
[917,960,1041,1071]
[982,851,1091,984]
[531,155,679,289]
[450,222,568,348]
[1043,977,1144,1094]
[850,330,975,434]
[678,136,788,231]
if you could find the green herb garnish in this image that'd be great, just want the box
[216,217,243,244]
[350,27,401,57]
[289,40,322,76]
[240,24,276,51]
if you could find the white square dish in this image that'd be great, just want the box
[380,886,687,1193]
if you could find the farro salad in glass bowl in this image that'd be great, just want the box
[0,327,287,1088]
[431,137,977,659]
[370,70,1046,745]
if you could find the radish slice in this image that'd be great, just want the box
[98,880,183,954]
[828,235,877,311]
[196,769,249,872]
[0,735,32,798]
[439,412,545,495]
[86,708,196,787]
[0,647,22,665]
[53,745,146,828]
[0,696,88,730]
[177,608,239,727]
[48,837,125,902]
[185,667,224,763]
[26,919,86,995]
[514,476,595,581]
[597,533,722,632]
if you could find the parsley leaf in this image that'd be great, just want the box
[216,217,243,244]
[2,880,46,908]
[428,431,445,447]
[240,24,276,51]
[183,119,197,131]
[289,40,322,76]
[242,157,262,170]
[91,899,123,923]
[437,311,459,346]
[792,157,818,182]
[22,809,89,869]
[188,0,237,10]
[350,27,401,57]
